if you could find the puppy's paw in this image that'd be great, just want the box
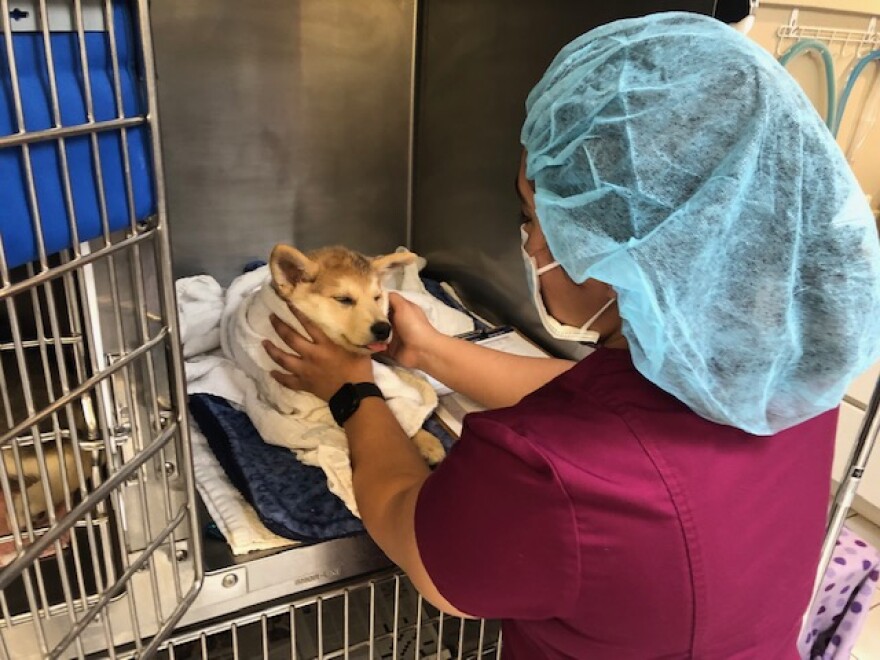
[412,430,446,466]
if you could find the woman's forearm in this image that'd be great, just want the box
[345,399,429,567]
[418,334,575,409]
[343,399,474,617]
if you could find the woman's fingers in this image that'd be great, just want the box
[263,339,303,372]
[388,291,409,317]
[269,314,314,355]
[270,370,301,390]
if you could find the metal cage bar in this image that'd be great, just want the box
[803,374,880,642]
[0,1,202,657]
[154,570,503,660]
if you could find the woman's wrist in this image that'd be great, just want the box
[414,331,455,377]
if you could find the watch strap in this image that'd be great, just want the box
[330,382,384,427]
[351,382,384,402]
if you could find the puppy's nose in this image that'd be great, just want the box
[371,321,391,342]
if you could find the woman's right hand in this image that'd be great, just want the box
[386,293,440,370]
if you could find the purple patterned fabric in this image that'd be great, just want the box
[801,524,880,658]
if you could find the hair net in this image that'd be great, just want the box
[521,12,880,435]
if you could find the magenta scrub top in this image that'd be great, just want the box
[415,348,836,659]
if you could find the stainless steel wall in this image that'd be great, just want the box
[412,0,717,354]
[151,0,416,285]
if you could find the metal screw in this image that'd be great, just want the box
[164,461,176,476]
[175,549,188,561]
[222,573,239,589]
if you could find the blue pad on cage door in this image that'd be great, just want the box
[0,0,156,269]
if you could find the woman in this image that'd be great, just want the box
[264,13,880,658]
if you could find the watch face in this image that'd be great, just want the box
[330,382,383,426]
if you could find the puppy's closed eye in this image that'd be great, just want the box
[334,295,356,306]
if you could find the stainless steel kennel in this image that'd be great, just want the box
[0,0,506,656]
[3,0,873,658]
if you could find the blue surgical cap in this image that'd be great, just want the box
[522,12,880,435]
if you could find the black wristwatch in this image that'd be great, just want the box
[329,382,385,427]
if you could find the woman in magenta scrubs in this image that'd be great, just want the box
[264,13,880,659]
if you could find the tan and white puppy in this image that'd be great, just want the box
[242,244,445,465]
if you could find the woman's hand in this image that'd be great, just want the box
[263,305,374,402]
[386,293,441,370]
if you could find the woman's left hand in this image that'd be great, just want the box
[263,305,374,402]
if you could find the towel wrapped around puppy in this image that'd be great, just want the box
[221,266,439,516]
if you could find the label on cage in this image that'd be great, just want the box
[4,0,105,33]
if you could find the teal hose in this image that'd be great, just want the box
[779,39,837,131]
[833,49,880,138]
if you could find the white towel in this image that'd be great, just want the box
[177,275,224,358]
[189,419,296,555]
[383,249,475,337]
[177,274,288,553]
[185,352,250,406]
[221,266,439,516]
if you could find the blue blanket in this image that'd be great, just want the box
[190,395,457,543]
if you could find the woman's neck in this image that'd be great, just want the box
[600,329,629,350]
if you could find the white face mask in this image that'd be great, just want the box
[520,225,615,345]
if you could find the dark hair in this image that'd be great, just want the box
[714,0,751,24]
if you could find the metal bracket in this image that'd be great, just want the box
[777,10,880,59]
[105,352,133,438]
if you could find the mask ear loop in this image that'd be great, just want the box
[577,297,618,347]
[535,261,561,277]
[535,254,618,346]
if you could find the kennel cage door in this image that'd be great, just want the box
[0,0,204,657]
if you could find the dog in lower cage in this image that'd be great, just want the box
[240,243,445,465]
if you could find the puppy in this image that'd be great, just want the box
[248,244,445,465]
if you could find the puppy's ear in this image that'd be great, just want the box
[270,244,318,294]
[371,250,417,275]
